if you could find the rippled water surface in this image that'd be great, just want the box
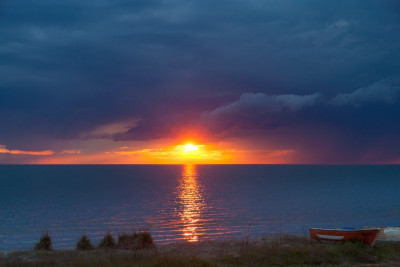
[1,165,400,251]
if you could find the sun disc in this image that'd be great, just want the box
[184,144,199,152]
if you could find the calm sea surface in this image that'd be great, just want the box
[0,165,400,251]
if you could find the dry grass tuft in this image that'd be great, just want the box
[3,235,400,266]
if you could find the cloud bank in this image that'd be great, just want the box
[0,145,53,156]
[206,92,321,118]
[1,0,400,163]
[330,79,400,106]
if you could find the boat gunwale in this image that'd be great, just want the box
[309,227,381,232]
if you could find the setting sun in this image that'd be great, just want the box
[176,143,202,158]
[183,144,199,152]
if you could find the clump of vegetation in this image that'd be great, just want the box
[76,235,94,250]
[98,233,116,249]
[117,231,154,250]
[117,233,138,250]
[4,236,400,266]
[137,231,154,249]
[34,232,53,251]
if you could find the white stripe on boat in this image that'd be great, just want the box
[316,234,344,240]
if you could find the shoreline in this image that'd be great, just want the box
[2,236,400,266]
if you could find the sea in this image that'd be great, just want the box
[0,164,399,251]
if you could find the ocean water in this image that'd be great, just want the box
[0,164,400,251]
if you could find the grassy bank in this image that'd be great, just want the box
[2,236,400,266]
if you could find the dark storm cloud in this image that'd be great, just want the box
[0,0,400,162]
[196,77,400,162]
[206,92,322,117]
[330,79,400,106]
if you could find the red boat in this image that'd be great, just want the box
[309,227,381,246]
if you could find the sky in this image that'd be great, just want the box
[1,0,400,164]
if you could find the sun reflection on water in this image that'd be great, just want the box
[176,164,206,242]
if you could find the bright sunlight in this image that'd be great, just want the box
[184,144,199,152]
[176,143,202,158]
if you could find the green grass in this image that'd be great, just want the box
[2,236,400,266]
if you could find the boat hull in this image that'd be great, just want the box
[309,228,380,246]
[364,227,400,241]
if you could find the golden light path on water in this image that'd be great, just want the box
[176,164,206,242]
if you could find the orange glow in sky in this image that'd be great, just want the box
[176,143,202,158]
[119,142,233,164]
[20,138,297,164]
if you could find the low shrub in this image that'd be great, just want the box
[117,231,154,250]
[76,235,94,250]
[137,231,154,249]
[98,233,116,249]
[117,233,138,250]
[34,232,52,251]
